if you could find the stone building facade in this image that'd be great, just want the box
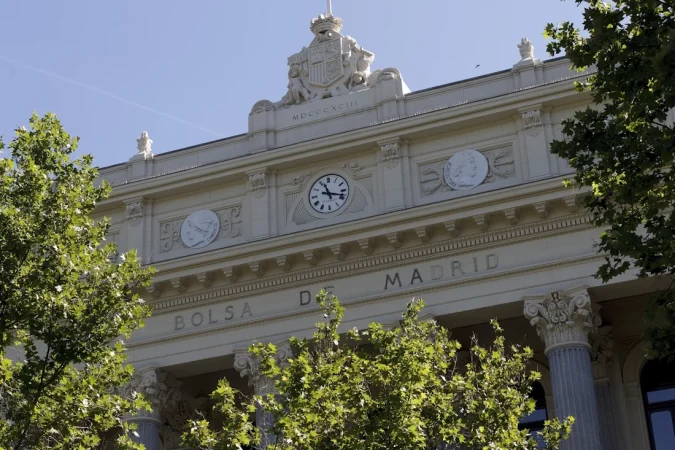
[97,9,675,450]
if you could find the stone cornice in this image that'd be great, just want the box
[147,177,586,280]
[150,209,595,314]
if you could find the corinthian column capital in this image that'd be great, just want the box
[523,288,601,354]
[234,342,293,395]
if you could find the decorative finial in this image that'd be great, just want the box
[518,37,535,61]
[135,131,153,160]
[326,0,333,15]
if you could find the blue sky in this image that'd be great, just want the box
[0,0,583,169]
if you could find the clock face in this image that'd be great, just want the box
[309,174,350,214]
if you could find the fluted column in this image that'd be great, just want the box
[524,288,603,450]
[234,343,292,449]
[122,368,181,450]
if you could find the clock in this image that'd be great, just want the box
[308,174,350,214]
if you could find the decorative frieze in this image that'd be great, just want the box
[524,288,601,353]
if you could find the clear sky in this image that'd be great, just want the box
[0,0,584,169]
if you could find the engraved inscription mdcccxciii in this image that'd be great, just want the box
[292,100,358,122]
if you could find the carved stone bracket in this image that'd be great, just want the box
[524,288,601,354]
[473,214,489,231]
[330,244,347,260]
[387,232,403,249]
[533,201,549,219]
[276,255,292,272]
[222,266,240,283]
[444,220,460,237]
[564,195,580,212]
[146,283,162,299]
[504,208,519,225]
[380,141,401,169]
[196,272,212,288]
[522,109,543,137]
[303,250,319,266]
[171,278,187,293]
[357,237,374,255]
[415,226,430,244]
[249,261,265,277]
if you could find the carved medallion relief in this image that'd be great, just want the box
[419,146,516,197]
[160,205,243,254]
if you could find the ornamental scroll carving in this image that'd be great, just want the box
[117,369,181,414]
[160,206,242,253]
[419,147,516,196]
[381,142,401,169]
[125,200,144,227]
[522,109,543,137]
[523,289,601,352]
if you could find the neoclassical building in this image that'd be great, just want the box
[97,8,675,450]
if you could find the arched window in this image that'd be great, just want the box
[519,381,548,447]
[641,358,675,449]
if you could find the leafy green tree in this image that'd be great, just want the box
[183,292,572,450]
[545,0,675,359]
[0,113,154,449]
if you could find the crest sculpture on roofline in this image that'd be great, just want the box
[251,9,405,114]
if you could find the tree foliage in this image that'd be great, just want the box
[183,292,572,450]
[0,113,153,449]
[545,0,675,359]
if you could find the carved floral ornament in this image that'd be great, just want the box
[125,199,144,227]
[117,368,182,414]
[521,108,543,137]
[381,142,400,169]
[523,289,602,353]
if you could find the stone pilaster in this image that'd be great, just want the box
[124,196,152,263]
[121,368,181,450]
[247,168,276,241]
[234,342,292,448]
[524,288,603,450]
[377,138,410,212]
[589,327,620,450]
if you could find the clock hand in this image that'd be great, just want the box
[323,186,333,199]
